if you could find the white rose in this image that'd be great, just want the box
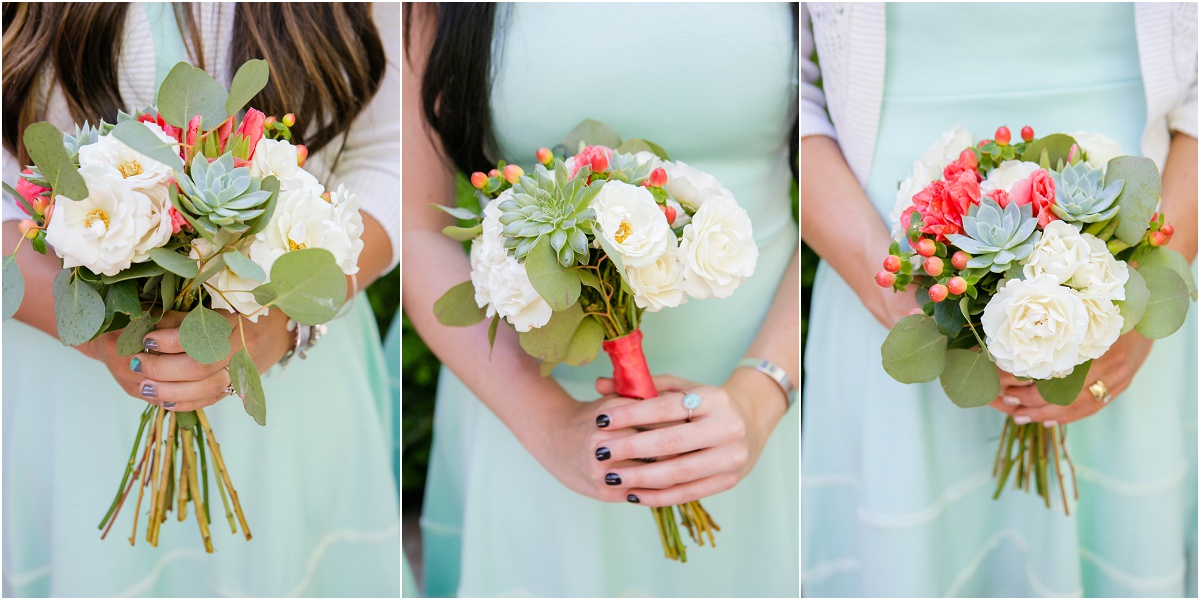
[248,138,302,180]
[592,181,672,269]
[191,235,266,321]
[78,124,177,195]
[982,274,1090,379]
[468,196,552,332]
[679,196,758,299]
[626,244,687,312]
[1068,235,1129,301]
[45,164,173,276]
[1022,220,1090,285]
[917,125,974,175]
[1072,131,1123,170]
[249,182,364,277]
[663,160,734,212]
[469,196,510,315]
[632,151,662,171]
[1077,294,1123,361]
[888,161,929,241]
[980,160,1041,196]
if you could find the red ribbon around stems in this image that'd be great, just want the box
[601,329,658,400]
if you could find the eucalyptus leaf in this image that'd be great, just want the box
[160,272,177,318]
[56,278,105,346]
[1036,361,1092,406]
[1118,267,1149,334]
[939,349,1000,408]
[616,139,671,161]
[518,302,584,363]
[225,59,270,116]
[116,312,156,356]
[109,120,184,172]
[229,348,267,426]
[934,299,967,338]
[1106,156,1161,246]
[104,280,143,319]
[179,305,233,364]
[2,254,24,320]
[1019,134,1077,169]
[434,280,486,327]
[525,237,581,311]
[148,248,199,279]
[1135,264,1190,339]
[244,176,280,237]
[158,62,229,129]
[52,268,72,299]
[431,204,481,221]
[563,316,605,366]
[562,119,622,153]
[251,248,346,325]
[24,122,88,200]
[101,261,167,284]
[487,314,500,353]
[223,251,266,282]
[194,253,228,287]
[578,269,603,293]
[881,315,947,384]
[443,224,483,242]
[1138,247,1196,300]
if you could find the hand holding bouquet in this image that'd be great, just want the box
[2,61,363,550]
[877,125,1196,513]
[434,120,758,561]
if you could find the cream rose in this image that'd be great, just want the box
[248,183,364,277]
[248,137,303,180]
[663,160,734,212]
[1071,131,1123,170]
[78,123,176,195]
[980,160,1041,196]
[1069,235,1129,301]
[982,274,1090,379]
[591,181,672,269]
[191,235,266,320]
[626,245,687,312]
[469,196,552,332]
[1022,221,1090,285]
[679,196,758,299]
[1077,294,1124,361]
[917,125,974,175]
[45,164,173,276]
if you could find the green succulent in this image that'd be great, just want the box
[63,121,105,159]
[947,197,1041,273]
[604,151,656,184]
[497,161,601,267]
[176,153,272,235]
[1050,162,1123,223]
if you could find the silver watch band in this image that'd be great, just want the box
[735,357,797,409]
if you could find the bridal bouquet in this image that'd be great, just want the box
[2,61,362,551]
[877,125,1196,513]
[434,120,758,561]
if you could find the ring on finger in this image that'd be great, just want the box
[682,393,702,422]
[1088,379,1110,404]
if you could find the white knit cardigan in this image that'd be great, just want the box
[1,4,402,272]
[802,2,1199,186]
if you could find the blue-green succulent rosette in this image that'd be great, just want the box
[874,125,1196,514]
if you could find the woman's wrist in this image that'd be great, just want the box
[723,367,788,440]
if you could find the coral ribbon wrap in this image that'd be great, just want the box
[601,329,658,400]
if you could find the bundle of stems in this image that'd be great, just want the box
[98,406,250,551]
[992,417,1078,516]
[653,502,720,562]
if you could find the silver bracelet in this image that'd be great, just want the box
[278,319,327,372]
[735,357,797,409]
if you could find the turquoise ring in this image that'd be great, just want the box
[682,393,702,421]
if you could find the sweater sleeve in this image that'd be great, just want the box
[321,3,402,273]
[1167,3,1198,138]
[801,4,836,141]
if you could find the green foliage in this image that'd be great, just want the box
[940,348,1000,408]
[225,60,270,116]
[1105,156,1161,246]
[24,122,88,201]
[148,248,199,279]
[251,248,347,325]
[3,254,23,320]
[116,312,156,357]
[158,62,229,129]
[229,348,267,426]
[109,120,184,172]
[1118,267,1149,334]
[524,237,582,311]
[55,277,105,345]
[1135,264,1191,339]
[179,305,233,364]
[518,302,584,363]
[1019,133,1077,169]
[881,315,947,384]
[433,280,486,327]
[1036,361,1092,406]
[616,139,671,161]
[564,316,605,366]
[1138,247,1197,300]
[947,197,1040,273]
[223,250,266,282]
[562,119,622,153]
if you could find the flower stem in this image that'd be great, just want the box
[197,409,251,540]
[99,404,154,530]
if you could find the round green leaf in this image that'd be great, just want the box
[443,224,483,242]
[563,316,605,366]
[158,62,230,129]
[1138,247,1196,299]
[518,302,584,363]
[1135,264,1190,339]
[225,59,270,116]
[3,254,24,320]
[252,248,347,325]
[55,278,105,346]
[229,348,266,426]
[24,122,88,201]
[148,248,199,279]
[1106,156,1162,246]
[562,119,622,153]
[881,315,948,384]
[1019,134,1078,169]
[525,237,581,311]
[434,280,486,327]
[939,349,1000,408]
[1036,361,1092,406]
[116,312,156,357]
[1118,267,1148,335]
[179,305,233,365]
[223,250,266,282]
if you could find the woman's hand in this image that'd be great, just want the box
[988,331,1155,425]
[82,308,292,412]
[568,371,788,507]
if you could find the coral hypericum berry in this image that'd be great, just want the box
[883,255,902,273]
[503,164,525,184]
[536,147,553,166]
[958,149,978,170]
[929,284,949,302]
[660,204,677,226]
[282,113,296,128]
[470,172,488,189]
[1149,231,1167,247]
[1161,224,1175,237]
[1021,126,1034,142]
[18,219,37,239]
[995,126,1011,146]
[947,276,967,296]
[876,271,897,287]
[923,256,944,277]
[951,251,971,270]
[648,167,668,188]
[917,238,937,257]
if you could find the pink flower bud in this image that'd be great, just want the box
[185,115,202,149]
[929,284,949,303]
[471,172,488,189]
[947,276,967,296]
[648,167,668,188]
[503,164,524,184]
[883,255,902,273]
[875,271,896,288]
[536,147,553,166]
[235,109,266,159]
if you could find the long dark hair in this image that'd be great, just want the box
[406,2,799,179]
[2,3,386,165]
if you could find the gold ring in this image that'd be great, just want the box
[1088,379,1110,404]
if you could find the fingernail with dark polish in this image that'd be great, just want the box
[595,447,611,461]
[130,357,142,373]
[627,494,640,503]
[141,384,156,398]
[605,473,621,486]
[143,338,158,352]
[162,402,176,409]
[596,415,610,428]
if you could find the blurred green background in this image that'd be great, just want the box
[399,177,816,510]
[367,267,400,340]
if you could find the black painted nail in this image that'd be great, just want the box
[627,494,640,503]
[596,414,610,428]
[141,384,157,398]
[162,402,176,409]
[595,447,611,461]
[143,338,158,352]
[605,473,621,486]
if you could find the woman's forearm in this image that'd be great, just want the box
[1160,133,1197,262]
[4,220,69,341]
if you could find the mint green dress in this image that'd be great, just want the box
[1,5,401,596]
[420,4,799,597]
[802,4,1198,597]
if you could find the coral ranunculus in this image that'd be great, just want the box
[1028,169,1059,227]
[912,180,967,241]
[15,170,49,215]
[986,188,1010,208]
[569,145,613,178]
